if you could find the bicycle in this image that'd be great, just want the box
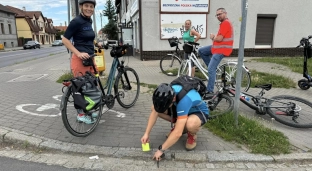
[208,66,312,128]
[60,44,140,137]
[178,42,251,92]
[159,37,182,76]
[210,66,312,128]
[159,37,207,76]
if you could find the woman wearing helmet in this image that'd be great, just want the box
[62,0,101,77]
[62,0,101,124]
[141,82,209,160]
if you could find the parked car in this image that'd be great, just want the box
[23,41,40,49]
[107,40,118,47]
[52,40,63,46]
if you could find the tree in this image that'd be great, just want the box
[103,0,116,20]
[101,20,118,40]
[102,0,118,40]
[56,30,65,40]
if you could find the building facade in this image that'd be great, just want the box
[117,0,312,60]
[6,5,57,46]
[0,4,18,48]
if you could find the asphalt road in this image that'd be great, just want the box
[0,46,67,68]
[0,156,91,171]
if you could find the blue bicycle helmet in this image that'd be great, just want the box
[152,83,175,113]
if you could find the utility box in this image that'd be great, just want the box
[0,44,4,50]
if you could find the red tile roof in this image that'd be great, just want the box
[54,26,68,32]
[0,4,15,14]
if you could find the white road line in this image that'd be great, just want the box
[16,104,61,117]
[0,52,34,59]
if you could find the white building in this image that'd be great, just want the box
[116,0,312,60]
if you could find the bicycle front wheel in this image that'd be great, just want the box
[61,86,103,137]
[160,55,181,76]
[207,94,234,119]
[216,63,251,92]
[267,95,312,128]
[114,67,140,108]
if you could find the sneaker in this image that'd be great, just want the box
[166,127,187,138]
[77,114,96,124]
[203,91,214,100]
[91,112,98,118]
[185,132,197,151]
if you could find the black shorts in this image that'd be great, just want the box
[167,106,209,126]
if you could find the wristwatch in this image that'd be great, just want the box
[158,145,165,153]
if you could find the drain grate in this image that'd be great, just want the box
[7,74,48,82]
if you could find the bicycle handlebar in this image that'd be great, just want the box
[296,36,312,48]
[103,43,129,50]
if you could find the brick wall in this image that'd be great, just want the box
[140,48,304,61]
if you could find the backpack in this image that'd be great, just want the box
[70,72,102,113]
[170,75,206,102]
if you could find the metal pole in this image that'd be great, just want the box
[100,13,102,40]
[75,0,79,16]
[68,0,72,73]
[234,0,248,126]
[93,13,97,39]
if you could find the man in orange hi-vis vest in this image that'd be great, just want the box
[198,8,233,98]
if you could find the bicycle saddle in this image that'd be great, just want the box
[255,84,272,91]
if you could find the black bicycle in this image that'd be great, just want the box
[60,44,140,137]
[159,37,182,76]
[206,66,312,128]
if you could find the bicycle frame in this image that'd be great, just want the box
[101,57,121,95]
[226,87,292,114]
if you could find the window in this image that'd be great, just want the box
[8,24,12,34]
[0,23,4,34]
[255,14,277,48]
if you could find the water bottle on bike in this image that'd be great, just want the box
[240,93,250,102]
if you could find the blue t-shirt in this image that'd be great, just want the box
[63,14,95,55]
[172,85,209,119]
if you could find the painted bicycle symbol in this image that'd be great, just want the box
[15,95,126,118]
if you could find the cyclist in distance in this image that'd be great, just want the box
[62,0,101,124]
[182,19,201,77]
[141,83,209,161]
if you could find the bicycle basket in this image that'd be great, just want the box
[183,43,194,53]
[168,37,178,47]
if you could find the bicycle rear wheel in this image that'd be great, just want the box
[115,67,140,108]
[207,94,234,119]
[216,63,251,92]
[267,95,312,128]
[61,86,103,137]
[160,55,181,76]
[178,60,191,77]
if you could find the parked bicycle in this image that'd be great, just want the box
[208,66,312,128]
[159,37,206,76]
[179,42,251,92]
[60,44,140,137]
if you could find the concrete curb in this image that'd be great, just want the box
[1,126,312,163]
